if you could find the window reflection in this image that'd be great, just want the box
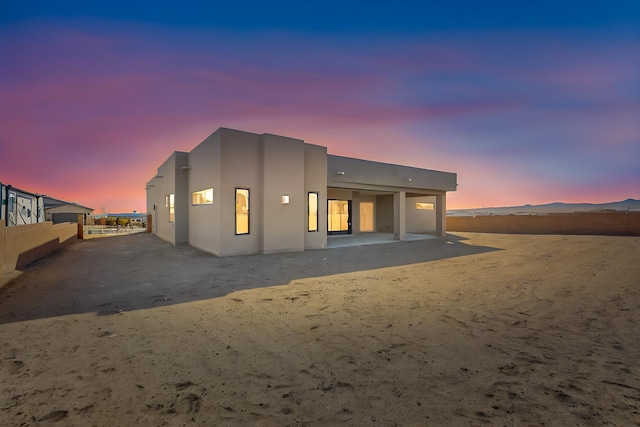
[308,192,318,232]
[235,188,249,235]
[192,188,213,205]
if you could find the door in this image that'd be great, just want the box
[360,202,374,232]
[328,200,351,235]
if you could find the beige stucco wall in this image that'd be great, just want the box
[260,134,306,254]
[178,129,332,256]
[328,155,457,192]
[376,195,394,233]
[327,189,353,200]
[0,221,77,280]
[218,129,264,256]
[264,135,305,251]
[405,196,437,233]
[146,151,189,245]
[188,132,222,255]
[174,152,190,244]
[304,144,328,249]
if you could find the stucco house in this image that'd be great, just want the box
[43,196,94,224]
[146,128,457,256]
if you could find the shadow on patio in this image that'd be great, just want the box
[0,232,501,324]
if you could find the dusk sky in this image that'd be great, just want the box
[1,1,638,213]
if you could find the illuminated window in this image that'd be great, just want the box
[360,201,374,232]
[416,202,434,210]
[192,188,213,205]
[308,192,318,232]
[235,188,249,235]
[165,195,169,207]
[169,193,175,222]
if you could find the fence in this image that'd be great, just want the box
[80,214,152,239]
[447,212,640,236]
[1,221,77,280]
[83,225,147,238]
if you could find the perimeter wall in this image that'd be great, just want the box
[0,221,78,281]
[447,212,640,236]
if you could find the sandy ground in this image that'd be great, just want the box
[1,232,639,426]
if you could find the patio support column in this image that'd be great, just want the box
[352,191,360,235]
[436,194,446,237]
[393,191,406,241]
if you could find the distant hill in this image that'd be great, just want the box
[447,198,640,217]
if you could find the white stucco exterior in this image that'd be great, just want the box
[146,128,456,256]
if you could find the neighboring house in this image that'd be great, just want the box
[0,182,45,226]
[146,128,457,256]
[43,196,94,224]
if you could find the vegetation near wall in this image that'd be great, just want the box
[447,212,640,236]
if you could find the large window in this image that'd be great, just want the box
[308,192,318,232]
[235,188,249,235]
[168,194,175,222]
[192,188,213,205]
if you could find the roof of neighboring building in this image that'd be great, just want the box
[43,196,93,211]
[0,183,41,198]
[93,213,146,219]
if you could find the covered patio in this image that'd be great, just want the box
[327,232,439,249]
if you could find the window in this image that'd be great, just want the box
[235,188,249,235]
[168,194,175,222]
[308,192,318,232]
[416,202,434,210]
[192,188,213,205]
[360,201,374,232]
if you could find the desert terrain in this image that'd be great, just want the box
[1,232,639,426]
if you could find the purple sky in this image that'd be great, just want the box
[1,2,638,212]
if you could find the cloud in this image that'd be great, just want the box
[1,21,638,211]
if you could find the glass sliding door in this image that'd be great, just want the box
[328,199,351,235]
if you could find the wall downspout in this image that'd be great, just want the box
[4,184,11,227]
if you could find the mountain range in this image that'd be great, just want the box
[447,198,640,216]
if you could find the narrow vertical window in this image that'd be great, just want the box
[308,192,318,232]
[169,193,175,222]
[235,188,249,235]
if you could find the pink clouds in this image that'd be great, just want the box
[1,21,638,212]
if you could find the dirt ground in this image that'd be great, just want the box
[1,232,639,426]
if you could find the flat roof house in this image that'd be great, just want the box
[43,196,94,224]
[146,128,457,256]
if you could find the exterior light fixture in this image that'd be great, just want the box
[281,195,290,204]
[336,171,345,175]
[403,178,412,182]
